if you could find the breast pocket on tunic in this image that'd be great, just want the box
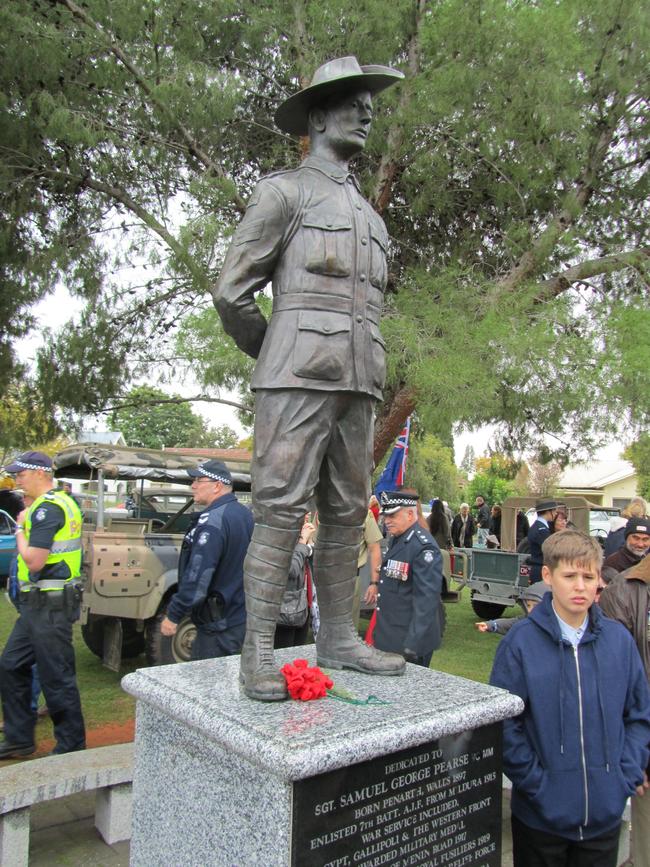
[303,211,352,277]
[293,310,350,381]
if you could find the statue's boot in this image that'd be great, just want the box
[314,523,405,676]
[239,524,298,701]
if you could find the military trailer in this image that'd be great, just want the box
[53,444,251,671]
[451,495,604,620]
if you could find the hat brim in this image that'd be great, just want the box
[381,504,404,515]
[275,67,404,137]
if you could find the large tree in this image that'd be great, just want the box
[3,0,648,461]
[109,385,238,449]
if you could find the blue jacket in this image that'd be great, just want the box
[373,522,444,657]
[167,493,254,628]
[490,593,650,841]
[527,518,550,582]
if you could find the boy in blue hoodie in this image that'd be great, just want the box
[490,530,650,866]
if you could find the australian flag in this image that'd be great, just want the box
[374,417,411,496]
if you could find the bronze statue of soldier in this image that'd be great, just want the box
[213,56,406,701]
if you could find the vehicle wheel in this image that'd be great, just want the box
[145,605,196,665]
[81,615,105,658]
[470,597,506,620]
[81,615,146,659]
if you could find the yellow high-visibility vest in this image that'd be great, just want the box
[17,490,83,588]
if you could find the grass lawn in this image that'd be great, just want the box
[1,588,520,740]
[0,596,139,737]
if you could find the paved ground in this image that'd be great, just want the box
[27,788,629,866]
[29,791,129,867]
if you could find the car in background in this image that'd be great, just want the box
[0,509,17,581]
[525,504,619,540]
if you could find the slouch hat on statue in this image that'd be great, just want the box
[275,55,404,136]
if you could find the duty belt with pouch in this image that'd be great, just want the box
[192,594,225,626]
[21,579,83,613]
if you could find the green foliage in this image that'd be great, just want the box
[405,434,460,505]
[0,386,61,463]
[109,385,236,449]
[1,0,648,457]
[474,454,521,482]
[459,445,475,476]
[467,473,515,508]
[624,435,650,500]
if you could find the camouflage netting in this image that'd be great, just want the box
[53,444,251,489]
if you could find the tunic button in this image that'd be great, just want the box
[356,204,363,210]
[361,237,367,245]
[356,315,363,323]
[359,273,366,282]
[323,325,331,332]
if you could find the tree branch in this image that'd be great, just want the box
[41,168,209,290]
[537,246,650,298]
[496,109,623,293]
[56,0,246,215]
[370,0,427,214]
[99,395,250,414]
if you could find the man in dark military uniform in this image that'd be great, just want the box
[373,490,445,668]
[160,460,254,660]
[527,499,558,584]
[213,56,406,700]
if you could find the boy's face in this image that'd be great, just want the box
[541,558,600,627]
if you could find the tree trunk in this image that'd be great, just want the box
[373,385,416,466]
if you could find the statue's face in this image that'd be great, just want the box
[318,89,373,158]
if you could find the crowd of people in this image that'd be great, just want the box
[1,448,649,867]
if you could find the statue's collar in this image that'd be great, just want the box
[302,154,360,188]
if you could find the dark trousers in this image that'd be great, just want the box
[512,814,620,867]
[274,622,310,649]
[191,621,246,661]
[0,603,85,753]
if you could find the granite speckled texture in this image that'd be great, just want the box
[122,648,522,866]
[122,647,522,781]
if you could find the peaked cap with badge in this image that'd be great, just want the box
[187,460,232,485]
[379,490,419,514]
[4,451,53,473]
[275,56,404,136]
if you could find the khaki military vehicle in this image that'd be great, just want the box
[53,444,251,670]
[451,495,610,620]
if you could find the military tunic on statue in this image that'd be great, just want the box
[214,154,388,528]
[373,523,445,667]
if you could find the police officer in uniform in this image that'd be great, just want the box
[160,460,254,660]
[527,499,558,584]
[0,451,85,759]
[372,490,445,668]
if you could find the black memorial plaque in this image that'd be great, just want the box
[292,723,502,867]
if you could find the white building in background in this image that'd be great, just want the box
[557,460,637,508]
[77,431,126,446]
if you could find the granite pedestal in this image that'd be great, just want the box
[122,648,522,867]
